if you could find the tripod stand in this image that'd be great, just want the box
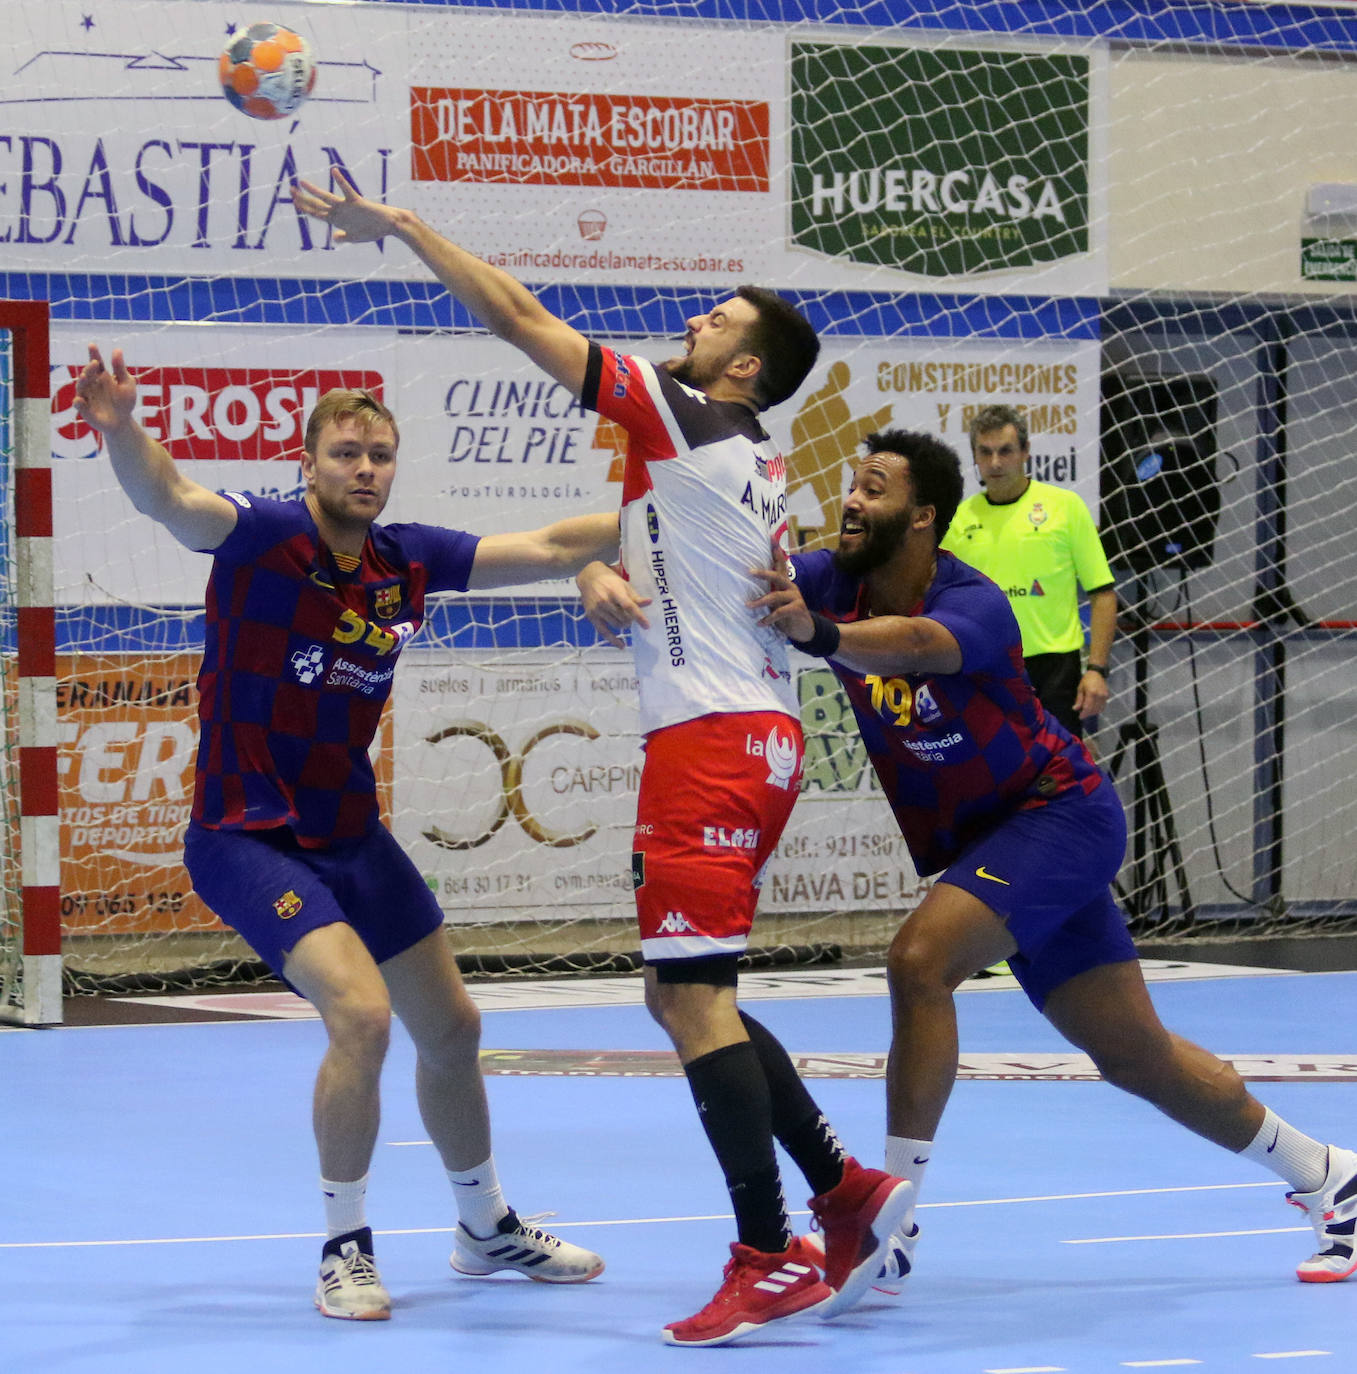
[1105,573,1197,930]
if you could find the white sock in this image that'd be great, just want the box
[447,1157,510,1238]
[1239,1108,1328,1193]
[885,1135,933,1202]
[320,1174,369,1239]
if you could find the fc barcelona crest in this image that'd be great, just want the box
[373,584,402,620]
[273,889,303,920]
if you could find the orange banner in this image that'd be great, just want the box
[57,654,393,937]
[411,87,769,191]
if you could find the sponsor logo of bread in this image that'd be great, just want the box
[413,88,769,192]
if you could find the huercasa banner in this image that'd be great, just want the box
[790,41,1092,279]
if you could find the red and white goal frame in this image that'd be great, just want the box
[1,300,60,1025]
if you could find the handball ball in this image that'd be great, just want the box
[219,22,316,120]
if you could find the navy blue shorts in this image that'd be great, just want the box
[183,821,445,986]
[938,781,1137,1010]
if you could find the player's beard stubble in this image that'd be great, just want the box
[833,505,916,576]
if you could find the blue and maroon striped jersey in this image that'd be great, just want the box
[790,549,1104,876]
[191,495,479,847]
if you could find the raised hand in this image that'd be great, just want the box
[292,168,400,244]
[72,344,137,437]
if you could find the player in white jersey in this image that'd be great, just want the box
[589,343,797,734]
[294,170,912,1348]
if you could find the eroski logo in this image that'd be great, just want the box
[52,365,383,462]
[747,724,800,790]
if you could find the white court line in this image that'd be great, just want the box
[1122,1362,1202,1368]
[0,1180,1289,1251]
[1066,1225,1307,1244]
[0,1214,746,1250]
[1251,1355,1332,1362]
[983,1366,1067,1373]
[382,1155,1285,1208]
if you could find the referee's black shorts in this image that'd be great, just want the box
[1023,649,1086,737]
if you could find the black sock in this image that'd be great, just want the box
[740,1010,847,1197]
[684,1040,792,1253]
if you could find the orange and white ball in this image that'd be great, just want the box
[219,22,316,121]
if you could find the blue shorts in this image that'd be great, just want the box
[183,821,445,986]
[938,781,1137,1010]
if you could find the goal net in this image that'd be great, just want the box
[4,0,1357,1010]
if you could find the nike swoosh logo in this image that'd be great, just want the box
[1266,1126,1281,1154]
[451,1178,481,1187]
[975,865,1010,885]
[913,1156,930,1166]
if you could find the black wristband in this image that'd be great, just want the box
[790,612,841,658]
[1086,663,1109,678]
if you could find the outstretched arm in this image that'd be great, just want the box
[293,171,590,395]
[468,512,621,590]
[750,553,961,676]
[72,345,238,552]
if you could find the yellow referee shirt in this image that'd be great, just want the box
[940,480,1114,656]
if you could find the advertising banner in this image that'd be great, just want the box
[48,323,396,605]
[392,649,926,921]
[50,324,1099,604]
[56,653,212,937]
[6,5,1106,292]
[790,42,1091,278]
[54,651,393,938]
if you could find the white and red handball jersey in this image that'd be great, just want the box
[581,344,798,736]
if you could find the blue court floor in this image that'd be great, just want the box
[2,965,1354,1373]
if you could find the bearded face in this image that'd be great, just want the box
[833,502,916,575]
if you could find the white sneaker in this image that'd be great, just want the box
[450,1209,604,1283]
[1287,1144,1357,1283]
[315,1226,391,1320]
[795,1219,919,1297]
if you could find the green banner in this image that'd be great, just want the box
[1301,238,1357,281]
[790,43,1090,276]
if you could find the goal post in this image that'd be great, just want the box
[1,299,61,1025]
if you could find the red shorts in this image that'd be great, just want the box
[632,711,804,963]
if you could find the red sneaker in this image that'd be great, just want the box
[807,1157,915,1318]
[661,1242,833,1347]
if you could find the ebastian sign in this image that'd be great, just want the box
[789,42,1091,277]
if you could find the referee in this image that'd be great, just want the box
[941,403,1116,737]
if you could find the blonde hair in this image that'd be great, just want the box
[303,389,399,454]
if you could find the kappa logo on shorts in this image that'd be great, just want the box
[657,910,694,934]
[746,725,800,791]
[273,889,303,919]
